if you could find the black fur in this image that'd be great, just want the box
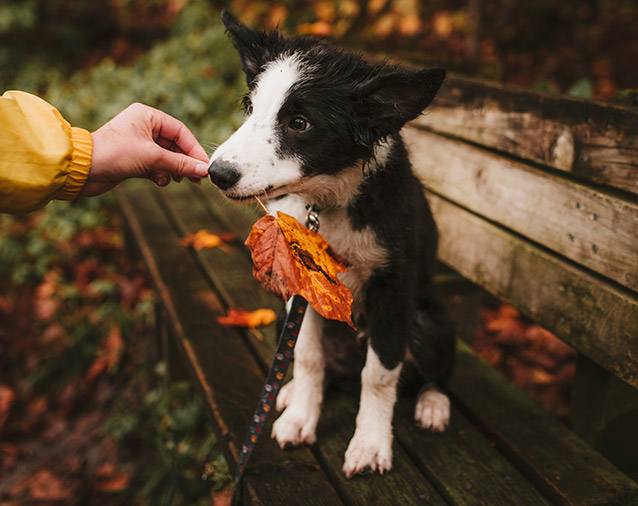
[220,10,455,389]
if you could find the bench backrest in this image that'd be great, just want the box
[404,76,638,388]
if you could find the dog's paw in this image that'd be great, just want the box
[342,431,393,478]
[414,388,450,432]
[276,380,294,412]
[271,407,317,448]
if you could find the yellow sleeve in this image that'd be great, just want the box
[0,91,92,215]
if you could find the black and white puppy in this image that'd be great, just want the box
[209,10,455,477]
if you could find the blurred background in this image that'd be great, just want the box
[0,1,636,504]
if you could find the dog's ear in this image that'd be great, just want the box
[353,68,445,146]
[222,9,282,86]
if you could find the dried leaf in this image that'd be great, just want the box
[0,385,15,430]
[86,326,125,381]
[94,472,132,492]
[217,308,277,328]
[180,230,235,250]
[245,212,354,327]
[8,468,73,501]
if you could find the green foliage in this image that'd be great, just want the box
[0,0,176,93]
[45,0,247,148]
[104,365,231,506]
[0,196,114,285]
[568,78,594,99]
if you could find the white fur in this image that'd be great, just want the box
[414,387,450,432]
[271,305,325,447]
[210,55,305,197]
[343,346,402,477]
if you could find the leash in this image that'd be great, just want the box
[229,205,321,505]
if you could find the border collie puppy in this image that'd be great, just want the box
[209,10,455,477]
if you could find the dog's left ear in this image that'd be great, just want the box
[354,68,445,145]
[222,9,282,87]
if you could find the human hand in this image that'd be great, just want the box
[82,103,209,196]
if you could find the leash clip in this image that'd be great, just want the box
[306,204,321,232]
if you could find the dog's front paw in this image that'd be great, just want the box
[414,388,450,432]
[271,407,318,448]
[275,380,294,412]
[342,431,393,478]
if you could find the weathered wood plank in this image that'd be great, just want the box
[412,75,638,195]
[314,389,448,506]
[117,182,344,505]
[404,126,638,292]
[394,398,552,506]
[570,354,638,479]
[426,192,638,388]
[155,182,281,365]
[450,340,638,506]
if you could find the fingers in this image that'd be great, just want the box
[152,108,209,162]
[153,147,210,180]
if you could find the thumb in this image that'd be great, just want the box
[154,148,209,179]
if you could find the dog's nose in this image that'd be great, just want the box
[208,160,241,191]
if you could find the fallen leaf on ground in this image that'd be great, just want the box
[8,468,73,501]
[245,212,354,327]
[86,325,125,381]
[180,230,236,250]
[0,385,15,430]
[217,308,277,328]
[94,471,132,492]
[212,487,233,506]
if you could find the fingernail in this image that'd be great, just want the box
[195,162,210,177]
[157,175,170,187]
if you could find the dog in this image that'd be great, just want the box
[208,10,455,477]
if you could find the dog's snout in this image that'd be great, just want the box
[208,160,241,191]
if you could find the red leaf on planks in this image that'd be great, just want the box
[245,212,354,328]
[180,230,236,250]
[217,308,277,328]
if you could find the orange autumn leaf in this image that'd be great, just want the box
[86,325,124,382]
[245,212,354,328]
[217,308,277,328]
[180,230,235,250]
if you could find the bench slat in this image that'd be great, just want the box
[450,340,638,506]
[427,191,638,388]
[118,182,345,505]
[413,75,638,196]
[314,390,449,506]
[155,183,280,365]
[394,400,552,505]
[404,126,638,293]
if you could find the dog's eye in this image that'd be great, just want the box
[290,117,310,132]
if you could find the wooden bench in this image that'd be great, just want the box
[118,75,638,505]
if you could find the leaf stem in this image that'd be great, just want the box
[254,196,269,215]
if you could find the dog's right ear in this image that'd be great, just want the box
[222,9,282,86]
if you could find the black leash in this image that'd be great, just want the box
[230,295,307,505]
[230,205,321,505]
